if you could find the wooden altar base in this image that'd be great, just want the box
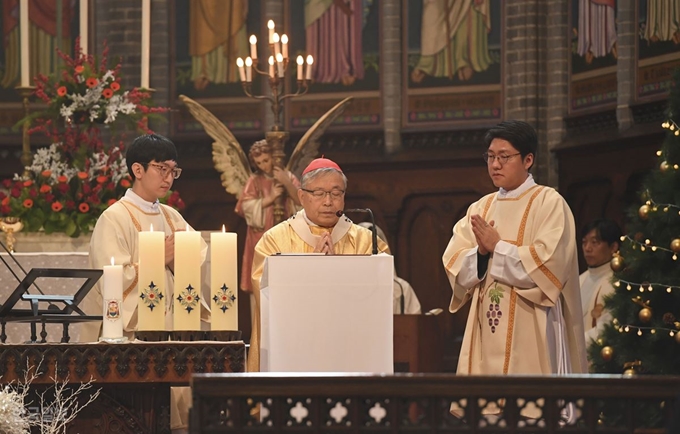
[0,341,246,433]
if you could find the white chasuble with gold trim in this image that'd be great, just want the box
[443,185,587,377]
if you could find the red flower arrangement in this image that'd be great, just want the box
[0,39,183,237]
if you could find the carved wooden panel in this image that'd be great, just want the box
[190,373,680,433]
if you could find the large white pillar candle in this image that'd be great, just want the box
[101,257,124,340]
[138,225,165,330]
[211,228,238,330]
[173,229,202,331]
[79,0,88,55]
[140,0,150,89]
[19,0,29,87]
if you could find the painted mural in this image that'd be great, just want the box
[0,0,81,134]
[637,0,680,101]
[569,0,618,114]
[404,0,503,127]
[172,0,263,134]
[285,0,381,131]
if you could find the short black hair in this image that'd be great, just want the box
[581,218,623,246]
[125,134,178,174]
[484,120,538,167]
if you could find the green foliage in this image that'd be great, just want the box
[588,68,680,375]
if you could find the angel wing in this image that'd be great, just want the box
[179,95,252,198]
[286,97,354,179]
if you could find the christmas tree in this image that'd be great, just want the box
[588,69,680,376]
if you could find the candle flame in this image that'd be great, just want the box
[272,33,280,43]
[297,55,304,65]
[236,57,244,67]
[267,20,275,30]
[281,34,288,44]
[245,57,253,66]
[276,53,283,63]
[110,257,115,266]
[306,55,314,65]
[269,56,274,65]
[249,34,257,44]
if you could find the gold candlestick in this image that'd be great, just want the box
[1,217,24,253]
[15,85,35,178]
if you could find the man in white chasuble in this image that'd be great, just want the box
[247,158,389,372]
[442,121,587,385]
[86,133,208,432]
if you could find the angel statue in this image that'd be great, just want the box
[179,95,353,304]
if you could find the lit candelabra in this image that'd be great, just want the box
[236,20,313,132]
[236,20,314,223]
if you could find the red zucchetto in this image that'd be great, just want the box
[302,157,343,175]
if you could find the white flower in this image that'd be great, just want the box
[24,143,78,182]
[0,385,30,434]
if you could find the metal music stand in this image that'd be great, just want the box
[0,268,103,343]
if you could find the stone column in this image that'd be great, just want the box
[504,1,542,179]
[93,0,170,136]
[542,0,569,188]
[381,0,402,155]
[615,0,636,131]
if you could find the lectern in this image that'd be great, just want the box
[260,254,393,373]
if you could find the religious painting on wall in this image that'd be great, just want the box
[403,0,503,128]
[172,0,263,135]
[0,0,82,135]
[636,0,680,101]
[283,0,381,132]
[568,0,618,114]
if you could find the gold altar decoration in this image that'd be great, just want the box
[0,217,24,253]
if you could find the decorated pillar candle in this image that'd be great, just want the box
[138,225,165,330]
[211,228,238,330]
[173,229,202,331]
[101,257,123,340]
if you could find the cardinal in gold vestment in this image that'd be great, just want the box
[248,158,388,372]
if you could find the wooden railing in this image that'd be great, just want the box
[0,342,246,433]
[190,373,680,433]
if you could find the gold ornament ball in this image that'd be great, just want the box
[676,332,680,345]
[638,204,650,220]
[660,161,670,172]
[601,346,614,362]
[671,238,680,253]
[610,255,623,272]
[623,368,636,377]
[639,307,652,323]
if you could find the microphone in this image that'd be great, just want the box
[336,208,379,255]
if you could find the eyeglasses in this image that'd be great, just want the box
[145,162,182,179]
[300,188,345,200]
[482,152,521,165]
